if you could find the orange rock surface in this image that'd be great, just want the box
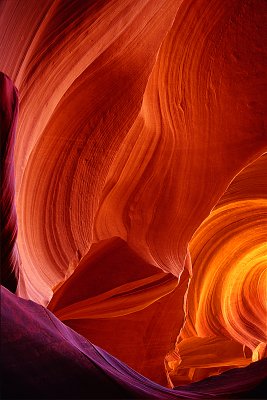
[1,0,266,390]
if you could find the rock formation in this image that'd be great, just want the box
[1,0,266,398]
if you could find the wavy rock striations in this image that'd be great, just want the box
[0,0,266,398]
[94,0,267,278]
[166,154,267,385]
[48,237,190,385]
[2,285,267,399]
[8,0,182,305]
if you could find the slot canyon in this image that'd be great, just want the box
[1,0,266,398]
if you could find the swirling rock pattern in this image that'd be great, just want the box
[94,0,267,277]
[0,0,266,398]
[8,0,183,305]
[165,154,267,386]
[2,286,267,399]
[48,237,190,385]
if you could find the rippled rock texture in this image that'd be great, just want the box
[1,0,266,398]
